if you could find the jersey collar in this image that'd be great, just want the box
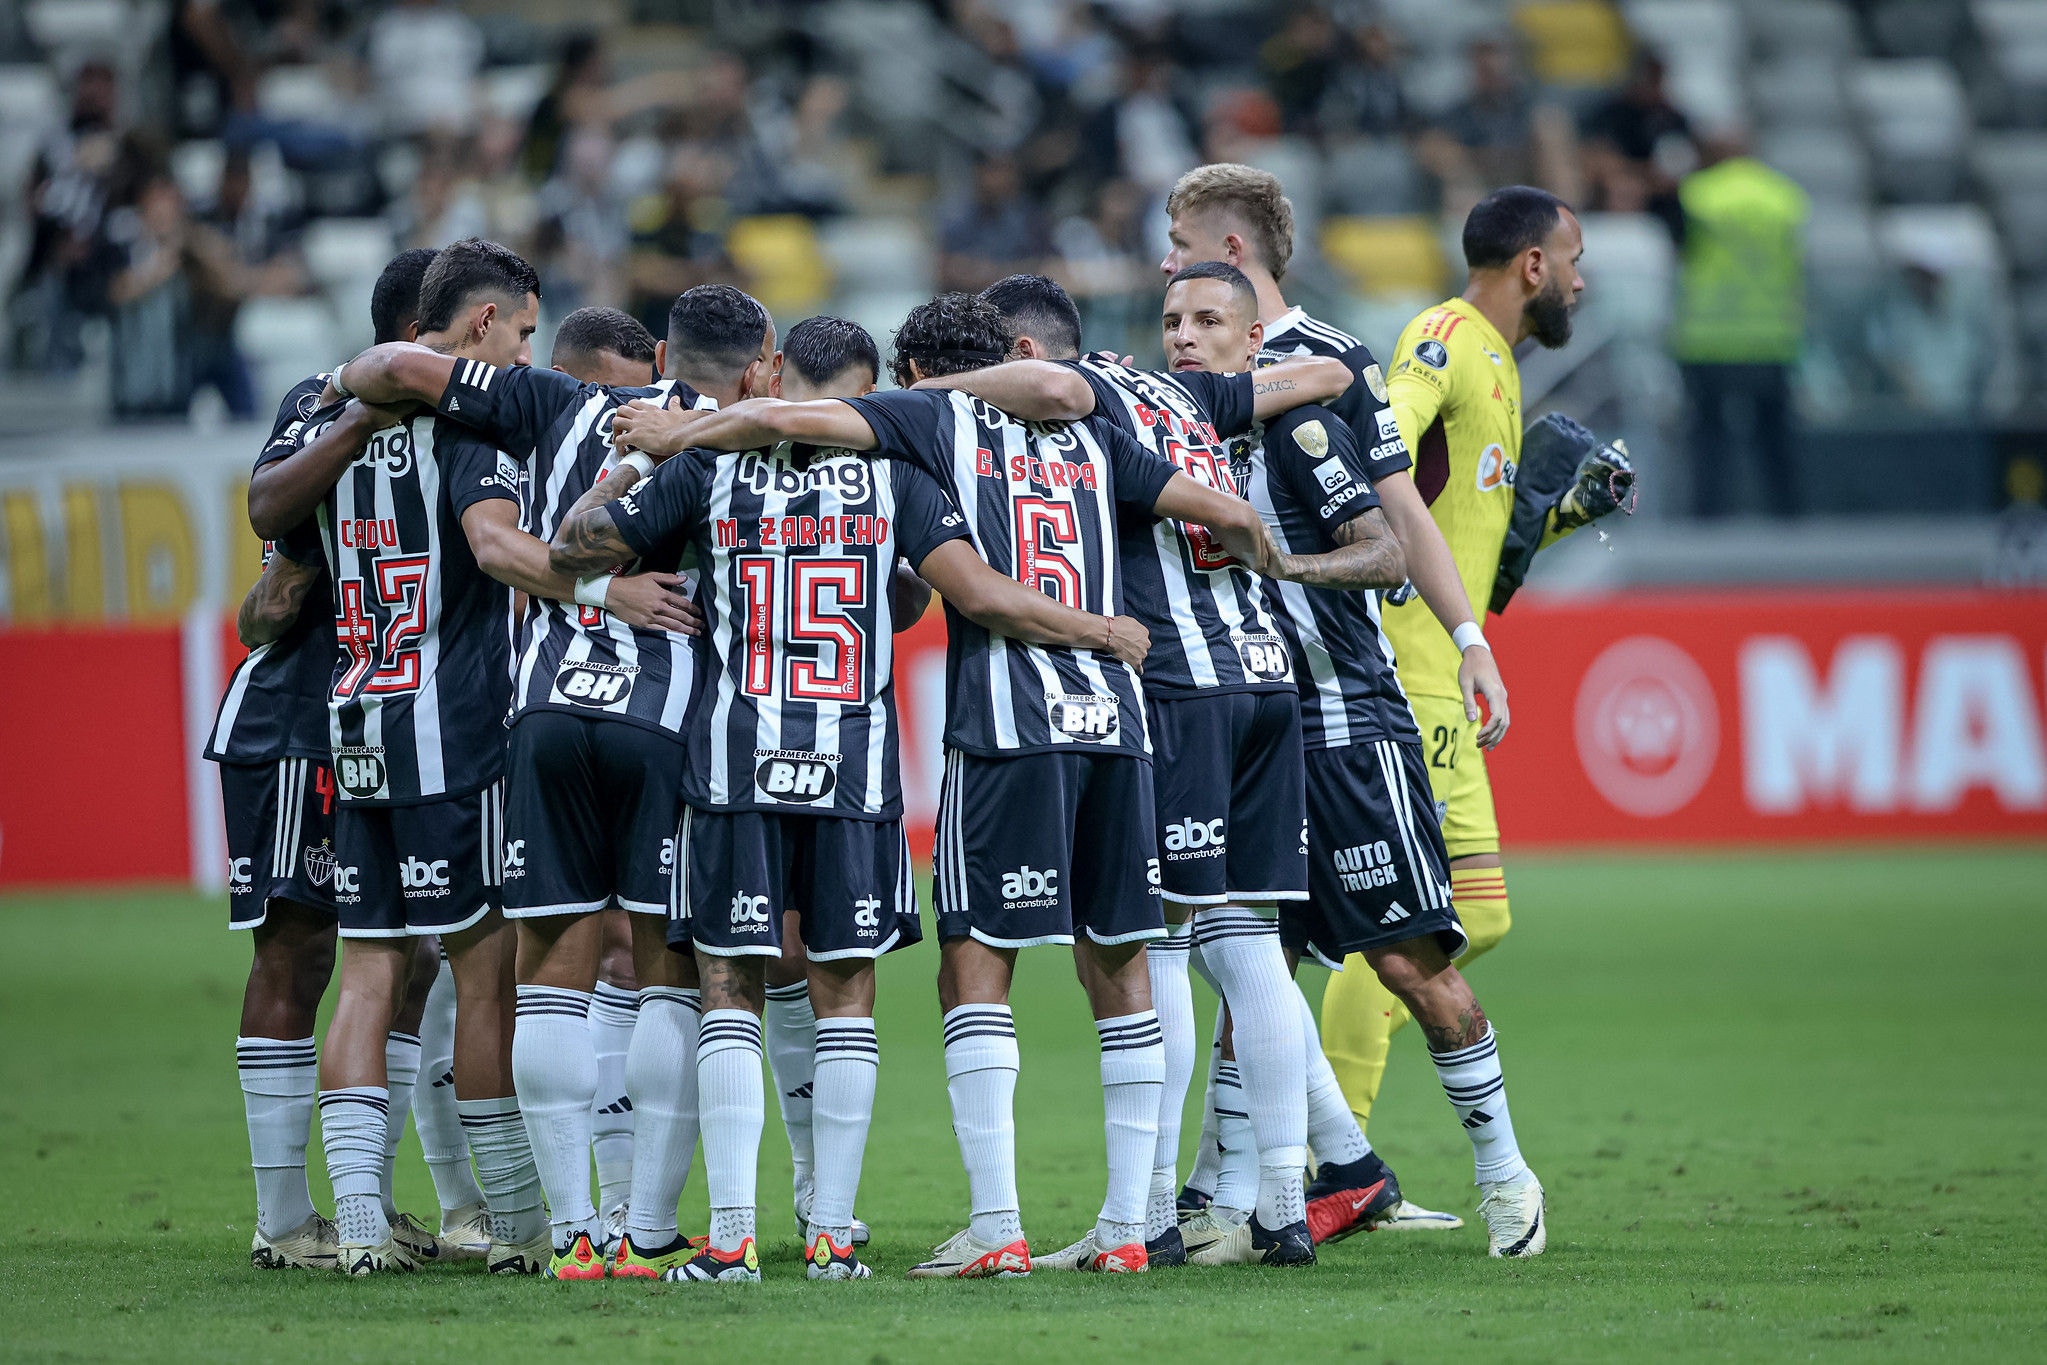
[1262,305,1309,343]
[1441,296,1512,362]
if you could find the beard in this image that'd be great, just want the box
[1524,279,1575,349]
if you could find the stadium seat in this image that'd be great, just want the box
[23,0,130,52]
[1750,55,1850,129]
[0,65,60,134]
[236,298,344,407]
[257,66,340,123]
[1802,204,1884,407]
[1513,0,1634,88]
[1975,1,2047,126]
[483,64,552,124]
[1381,0,1504,55]
[1867,0,1967,58]
[1324,137,1428,216]
[726,215,833,317]
[1968,135,2047,271]
[1239,137,1327,234]
[1850,60,1971,201]
[301,219,398,291]
[1877,203,2007,282]
[1575,211,1675,335]
[1740,0,1860,61]
[1758,127,1872,206]
[1624,0,1746,71]
[1320,216,1449,300]
[819,217,931,296]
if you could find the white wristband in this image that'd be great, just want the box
[615,451,655,481]
[328,366,354,400]
[573,574,611,610]
[1452,621,1489,653]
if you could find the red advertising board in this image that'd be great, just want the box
[1,590,2042,891]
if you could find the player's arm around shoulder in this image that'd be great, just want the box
[235,546,321,647]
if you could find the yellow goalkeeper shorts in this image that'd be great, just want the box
[1406,692,1501,861]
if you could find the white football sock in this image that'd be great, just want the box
[697,1008,764,1252]
[412,957,481,1214]
[237,1036,318,1239]
[458,1094,546,1245]
[1195,909,1307,1229]
[380,1030,421,1219]
[588,981,638,1219]
[511,985,597,1245]
[1210,1063,1257,1221]
[1095,1010,1163,1246]
[808,1016,878,1241]
[942,1004,1022,1245]
[624,987,699,1246]
[1182,1009,1226,1199]
[318,1086,391,1246]
[1432,1028,1531,1185]
[1300,983,1371,1165]
[1146,921,1194,1240]
[762,981,817,1213]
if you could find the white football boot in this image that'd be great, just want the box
[250,1213,339,1270]
[1177,1209,1254,1266]
[904,1227,1032,1279]
[437,1201,492,1261]
[1477,1172,1546,1257]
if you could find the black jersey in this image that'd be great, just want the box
[1233,405,1418,751]
[1071,358,1294,697]
[206,373,338,765]
[603,443,967,819]
[430,361,714,737]
[844,387,1177,760]
[1257,307,1413,483]
[278,403,522,805]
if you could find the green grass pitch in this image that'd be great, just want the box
[3,847,2044,1362]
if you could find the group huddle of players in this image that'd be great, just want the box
[209,162,1633,1283]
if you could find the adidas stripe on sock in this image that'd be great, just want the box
[1096,1009,1164,1246]
[319,1086,391,1246]
[1431,1029,1531,1185]
[625,987,701,1246]
[698,1009,765,1253]
[1147,921,1195,1240]
[588,981,639,1219]
[808,1017,879,1241]
[458,1095,546,1246]
[512,985,598,1245]
[237,1036,318,1240]
[943,1004,1022,1245]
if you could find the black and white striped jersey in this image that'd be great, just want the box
[429,360,714,737]
[1257,307,1414,483]
[845,387,1177,761]
[1071,358,1294,697]
[602,442,968,819]
[1233,404,1418,751]
[206,372,338,766]
[280,406,522,805]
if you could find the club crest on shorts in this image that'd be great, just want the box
[303,839,337,888]
[754,749,840,802]
[1046,692,1120,743]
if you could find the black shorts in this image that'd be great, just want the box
[333,782,504,940]
[1148,689,1308,907]
[1285,739,1464,968]
[932,747,1164,949]
[219,757,338,928]
[502,711,683,920]
[677,809,920,961]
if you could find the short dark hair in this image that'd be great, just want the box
[781,315,879,388]
[890,293,1013,388]
[552,305,657,368]
[370,248,437,344]
[667,284,771,379]
[979,274,1082,359]
[416,238,541,335]
[1462,186,1571,270]
[1165,260,1258,317]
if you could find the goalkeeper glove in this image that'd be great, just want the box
[1552,438,1637,531]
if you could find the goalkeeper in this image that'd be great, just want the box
[1320,188,1634,1195]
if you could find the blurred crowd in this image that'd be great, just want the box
[3,0,2042,518]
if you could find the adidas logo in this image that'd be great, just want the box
[1380,901,1411,925]
[1462,1108,1494,1130]
[787,1083,813,1100]
[446,396,461,411]
[596,1096,633,1116]
[431,1070,456,1089]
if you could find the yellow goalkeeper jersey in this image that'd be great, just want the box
[1381,296,1522,700]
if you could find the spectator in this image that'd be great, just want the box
[532,126,631,314]
[10,60,124,371]
[1671,133,1810,517]
[754,75,856,219]
[1580,52,1695,241]
[367,0,483,138]
[939,153,1050,293]
[522,30,607,183]
[1075,44,1197,196]
[391,137,491,248]
[1416,37,1579,221]
[623,146,734,338]
[97,173,266,419]
[1259,6,1346,135]
[1319,19,1410,140]
[1052,177,1155,360]
[1865,244,1993,416]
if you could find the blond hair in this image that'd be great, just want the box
[1165,163,1296,281]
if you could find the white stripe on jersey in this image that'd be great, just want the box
[211,642,274,754]
[705,453,746,805]
[1244,450,1351,746]
[411,423,447,795]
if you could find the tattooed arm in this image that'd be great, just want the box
[1250,356,1352,421]
[549,467,647,576]
[236,552,322,647]
[1273,506,1406,590]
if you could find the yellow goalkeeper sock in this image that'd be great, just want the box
[1320,867,1513,1133]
